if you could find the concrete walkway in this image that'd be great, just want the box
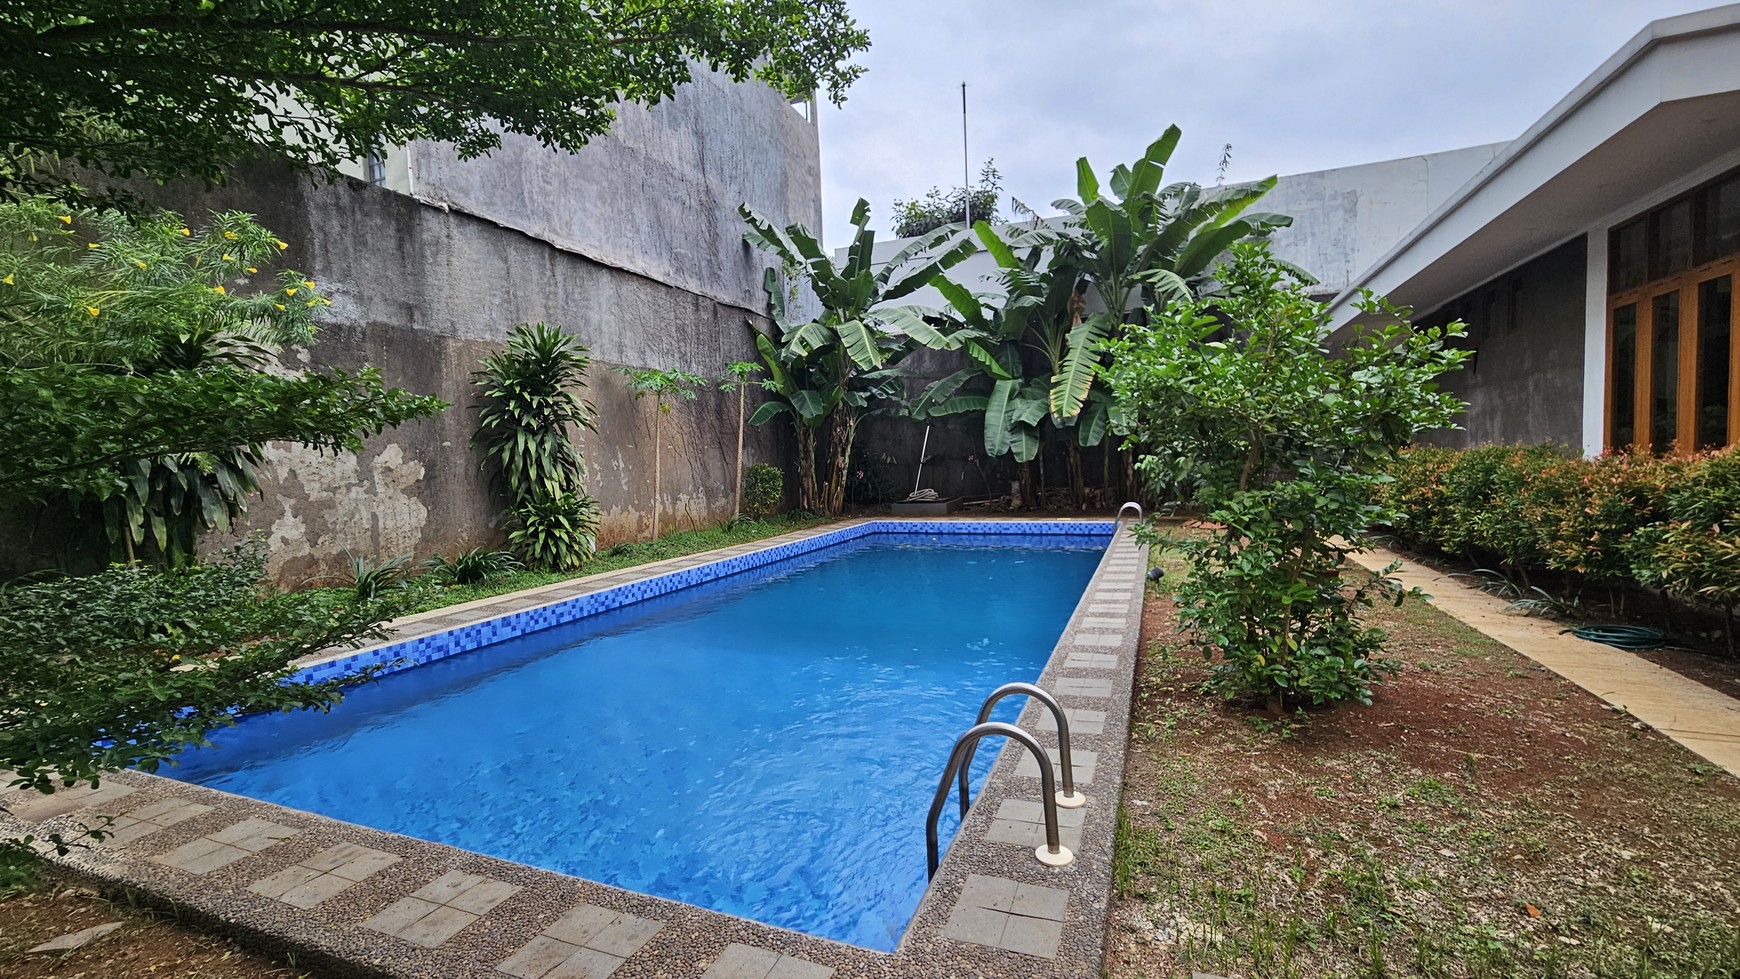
[1349,545,1740,776]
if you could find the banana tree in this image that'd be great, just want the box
[1049,125,1292,421]
[740,199,975,515]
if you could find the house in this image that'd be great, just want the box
[1325,4,1740,456]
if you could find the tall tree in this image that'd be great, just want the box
[1,0,869,195]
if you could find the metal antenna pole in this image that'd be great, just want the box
[961,81,971,227]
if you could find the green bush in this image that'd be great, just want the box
[421,547,523,586]
[1380,444,1738,647]
[742,463,783,519]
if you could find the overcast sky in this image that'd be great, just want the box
[814,0,1717,248]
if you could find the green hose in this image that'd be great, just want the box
[1564,625,1669,650]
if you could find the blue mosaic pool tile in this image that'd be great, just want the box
[295,520,1117,685]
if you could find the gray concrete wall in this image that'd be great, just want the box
[408,65,822,317]
[77,71,826,584]
[1263,143,1508,298]
[1418,236,1589,449]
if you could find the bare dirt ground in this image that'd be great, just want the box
[1106,559,1740,979]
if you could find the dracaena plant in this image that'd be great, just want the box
[472,323,600,569]
[739,198,974,514]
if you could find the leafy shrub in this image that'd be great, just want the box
[1105,243,1469,712]
[508,492,600,572]
[742,463,783,519]
[1632,449,1740,654]
[340,552,413,599]
[472,324,598,569]
[0,540,405,794]
[422,547,523,586]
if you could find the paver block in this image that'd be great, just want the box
[1053,676,1114,698]
[448,877,521,915]
[1086,602,1127,615]
[543,905,617,947]
[1031,707,1105,735]
[985,818,1083,851]
[153,837,249,875]
[1080,616,1127,629]
[8,783,136,823]
[365,896,442,937]
[413,869,488,904]
[499,934,579,979]
[701,943,780,979]
[701,943,830,979]
[1014,747,1097,783]
[943,874,1068,958]
[27,921,122,953]
[1064,653,1118,669]
[280,872,360,909]
[1073,632,1123,647]
[397,904,479,948]
[545,946,627,979]
[998,915,1065,958]
[249,865,324,900]
[208,817,298,852]
[587,915,662,957]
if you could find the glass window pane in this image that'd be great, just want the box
[1610,219,1647,293]
[1695,175,1740,265]
[1611,304,1637,450]
[1651,200,1693,279]
[1651,291,1680,452]
[1698,276,1732,450]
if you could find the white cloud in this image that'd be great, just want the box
[816,0,1715,246]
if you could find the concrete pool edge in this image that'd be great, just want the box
[3,516,1148,979]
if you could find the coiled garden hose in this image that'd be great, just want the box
[1563,625,1670,650]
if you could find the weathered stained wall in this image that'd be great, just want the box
[1417,236,1589,448]
[133,70,818,582]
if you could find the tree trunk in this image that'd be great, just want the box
[734,385,746,516]
[794,424,819,513]
[651,405,663,540]
[1019,460,1034,511]
[1067,441,1085,509]
[822,408,859,516]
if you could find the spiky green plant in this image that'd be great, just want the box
[472,324,600,569]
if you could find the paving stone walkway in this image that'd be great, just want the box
[1350,545,1740,775]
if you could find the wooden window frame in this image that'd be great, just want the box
[1606,253,1740,452]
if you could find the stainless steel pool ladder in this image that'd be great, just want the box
[925,722,1074,877]
[1117,501,1143,523]
[955,682,1086,817]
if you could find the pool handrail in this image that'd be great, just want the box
[1116,501,1143,523]
[956,683,1083,818]
[926,721,1073,877]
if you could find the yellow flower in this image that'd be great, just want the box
[303,279,315,289]
[274,303,285,310]
[223,231,238,240]
[57,215,71,225]
[306,299,316,307]
[2,274,13,286]
[246,266,257,274]
[86,242,99,249]
[322,298,332,306]
[274,239,287,250]
[135,260,148,269]
[179,227,191,236]
[222,253,233,261]
[86,306,100,316]
[285,288,298,296]
[212,284,226,295]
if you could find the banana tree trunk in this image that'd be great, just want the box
[1067,442,1085,509]
[794,424,819,513]
[822,408,860,517]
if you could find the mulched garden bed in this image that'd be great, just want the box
[1106,562,1740,979]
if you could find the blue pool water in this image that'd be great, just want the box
[171,533,1104,950]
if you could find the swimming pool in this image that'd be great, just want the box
[170,525,1108,951]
